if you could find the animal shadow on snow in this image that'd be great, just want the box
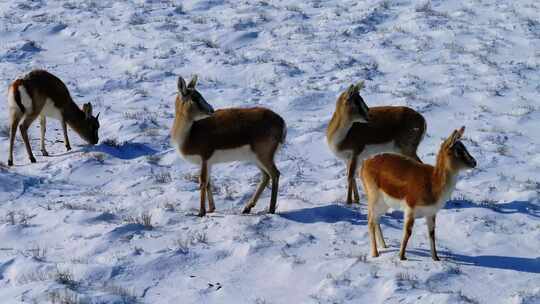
[446,199,540,218]
[280,204,366,225]
[408,249,540,274]
[90,142,158,159]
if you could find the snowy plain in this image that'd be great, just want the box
[0,0,539,303]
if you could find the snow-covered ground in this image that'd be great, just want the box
[1,0,539,303]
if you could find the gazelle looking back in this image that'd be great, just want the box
[171,75,286,217]
[326,81,426,204]
[7,70,100,166]
[361,126,476,261]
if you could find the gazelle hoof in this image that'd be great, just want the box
[400,256,407,261]
[29,157,36,163]
[42,151,49,157]
[197,211,206,217]
[371,252,380,258]
[432,256,440,261]
[242,208,251,214]
[66,145,71,151]
[8,160,13,166]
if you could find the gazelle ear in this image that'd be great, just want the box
[188,75,198,89]
[445,126,465,147]
[177,76,188,96]
[457,126,465,138]
[83,103,93,118]
[346,84,356,97]
[354,80,365,92]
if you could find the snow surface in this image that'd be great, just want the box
[0,0,539,303]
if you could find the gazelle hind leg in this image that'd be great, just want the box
[267,163,280,214]
[62,118,71,151]
[242,168,270,214]
[8,111,23,166]
[206,177,215,213]
[19,113,39,163]
[376,221,388,249]
[253,140,281,214]
[40,115,49,156]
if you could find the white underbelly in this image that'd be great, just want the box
[180,145,258,165]
[330,140,401,160]
[358,141,401,160]
[381,192,406,211]
[41,99,63,119]
[380,192,445,218]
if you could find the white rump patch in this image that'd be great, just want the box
[8,84,33,113]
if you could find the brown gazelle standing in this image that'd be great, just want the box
[326,81,426,204]
[171,75,286,217]
[361,127,476,261]
[7,70,100,166]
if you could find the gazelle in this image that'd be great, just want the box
[7,70,100,166]
[326,81,426,204]
[361,126,476,261]
[171,75,286,217]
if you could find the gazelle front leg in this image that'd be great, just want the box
[346,155,359,204]
[40,115,49,156]
[61,118,71,151]
[426,215,439,261]
[198,161,209,217]
[399,210,415,260]
[368,212,379,257]
[352,178,360,203]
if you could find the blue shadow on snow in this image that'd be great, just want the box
[408,249,540,274]
[446,199,540,218]
[279,204,366,225]
[91,142,158,160]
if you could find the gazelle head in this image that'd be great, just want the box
[80,103,100,145]
[336,81,370,124]
[176,75,214,121]
[441,126,477,170]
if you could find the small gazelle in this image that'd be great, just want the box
[326,81,426,204]
[171,75,286,216]
[361,126,476,261]
[7,70,100,166]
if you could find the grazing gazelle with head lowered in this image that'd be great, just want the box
[361,126,476,261]
[171,75,286,217]
[7,70,100,166]
[326,81,426,204]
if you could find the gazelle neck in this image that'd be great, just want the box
[62,101,87,135]
[171,111,194,149]
[432,150,458,202]
[327,111,354,151]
